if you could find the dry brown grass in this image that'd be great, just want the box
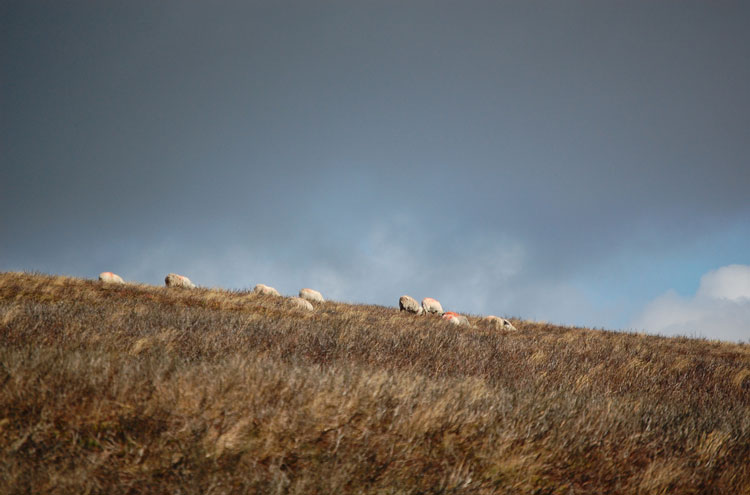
[1,271,748,494]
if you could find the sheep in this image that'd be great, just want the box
[254,284,280,297]
[98,272,124,284]
[299,288,325,303]
[442,311,470,326]
[399,295,423,315]
[482,315,517,331]
[289,297,314,311]
[165,273,196,289]
[421,297,444,315]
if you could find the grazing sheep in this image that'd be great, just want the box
[289,297,314,311]
[299,288,324,303]
[98,272,124,284]
[422,297,444,315]
[482,315,517,331]
[399,295,423,315]
[254,284,280,297]
[442,311,470,326]
[165,273,196,289]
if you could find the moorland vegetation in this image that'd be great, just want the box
[1,271,749,494]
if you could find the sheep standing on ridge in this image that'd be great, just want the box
[482,315,517,331]
[165,273,196,289]
[98,272,124,284]
[254,284,280,296]
[399,295,423,315]
[422,297,444,315]
[300,288,324,303]
[290,297,314,311]
[442,311,470,326]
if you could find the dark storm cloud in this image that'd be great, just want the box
[2,1,749,334]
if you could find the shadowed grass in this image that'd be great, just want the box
[1,271,748,494]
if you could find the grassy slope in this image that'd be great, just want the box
[1,271,749,494]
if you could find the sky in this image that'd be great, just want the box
[1,1,749,342]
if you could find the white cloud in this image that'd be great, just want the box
[696,264,750,301]
[631,265,750,342]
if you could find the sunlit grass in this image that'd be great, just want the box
[1,271,748,494]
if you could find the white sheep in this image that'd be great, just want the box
[165,273,196,289]
[254,284,280,297]
[98,272,124,284]
[299,288,324,303]
[289,297,314,311]
[421,297,444,315]
[442,312,470,326]
[399,295,423,315]
[482,315,517,331]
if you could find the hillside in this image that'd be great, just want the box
[1,271,749,494]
